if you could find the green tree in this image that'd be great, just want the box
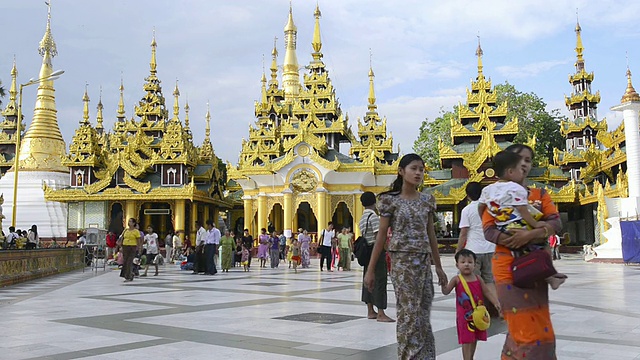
[0,79,5,108]
[412,107,455,169]
[494,82,565,165]
[413,81,564,168]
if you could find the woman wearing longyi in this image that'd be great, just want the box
[481,144,562,360]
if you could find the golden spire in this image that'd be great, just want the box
[621,67,640,103]
[205,101,211,141]
[17,0,67,173]
[184,98,190,130]
[150,29,158,77]
[117,76,125,119]
[96,87,104,132]
[282,2,301,96]
[269,37,279,87]
[1,58,18,119]
[261,54,268,104]
[311,2,323,61]
[172,79,180,119]
[81,84,90,125]
[575,12,585,70]
[475,35,484,78]
[367,50,377,113]
[38,0,58,65]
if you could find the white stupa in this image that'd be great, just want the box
[0,4,69,239]
[594,68,640,260]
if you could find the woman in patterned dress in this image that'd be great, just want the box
[257,228,270,268]
[298,229,312,268]
[364,153,447,360]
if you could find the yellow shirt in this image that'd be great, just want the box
[122,229,139,246]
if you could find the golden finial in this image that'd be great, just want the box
[82,83,90,125]
[205,101,211,140]
[184,97,190,130]
[283,2,301,95]
[311,2,322,59]
[261,57,268,105]
[117,75,125,118]
[270,37,279,86]
[150,28,157,76]
[39,0,58,61]
[173,79,180,118]
[367,49,377,113]
[96,86,104,130]
[621,67,640,103]
[575,10,584,68]
[2,57,18,119]
[475,34,483,76]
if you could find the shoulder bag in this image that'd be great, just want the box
[354,213,373,267]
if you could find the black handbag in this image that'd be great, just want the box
[354,213,373,266]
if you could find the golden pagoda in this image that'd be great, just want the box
[44,34,228,241]
[227,4,399,238]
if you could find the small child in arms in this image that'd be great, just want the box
[479,150,567,290]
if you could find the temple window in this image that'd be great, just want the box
[72,169,85,187]
[162,166,182,186]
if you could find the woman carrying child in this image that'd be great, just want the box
[442,249,500,360]
[364,153,447,359]
[257,228,269,268]
[481,144,563,360]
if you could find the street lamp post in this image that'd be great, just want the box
[11,70,64,228]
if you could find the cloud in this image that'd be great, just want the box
[497,59,571,79]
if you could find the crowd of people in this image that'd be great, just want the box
[1,225,40,250]
[2,147,564,359]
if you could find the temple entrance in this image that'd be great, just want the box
[331,202,353,231]
[268,203,284,233]
[295,201,317,233]
[108,202,124,235]
[138,202,173,239]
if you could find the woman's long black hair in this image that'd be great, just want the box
[380,153,425,196]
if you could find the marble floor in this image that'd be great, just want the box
[1,254,639,360]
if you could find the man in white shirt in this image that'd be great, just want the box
[457,182,498,304]
[192,221,207,274]
[319,222,335,272]
[204,219,221,275]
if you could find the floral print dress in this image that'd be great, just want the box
[378,191,438,360]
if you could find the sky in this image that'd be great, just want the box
[1,0,640,166]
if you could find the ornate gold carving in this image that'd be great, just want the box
[290,169,318,193]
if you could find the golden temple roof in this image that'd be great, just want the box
[230,4,398,179]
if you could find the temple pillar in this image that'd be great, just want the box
[354,192,363,238]
[243,196,252,234]
[211,207,220,228]
[124,200,137,225]
[283,189,293,237]
[174,199,186,243]
[257,194,267,233]
[317,187,327,234]
[143,203,152,230]
[191,201,198,241]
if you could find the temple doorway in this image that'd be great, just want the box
[138,202,173,239]
[268,203,284,233]
[295,201,317,233]
[331,202,353,231]
[108,202,124,235]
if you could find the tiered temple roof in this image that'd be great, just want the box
[44,34,226,205]
[426,40,576,205]
[228,4,399,180]
[554,20,608,183]
[0,60,23,175]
